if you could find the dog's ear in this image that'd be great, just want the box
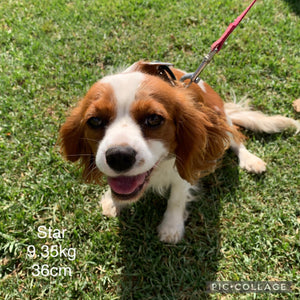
[59,102,85,162]
[174,97,230,183]
[59,100,100,182]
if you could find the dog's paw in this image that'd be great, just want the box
[239,150,267,174]
[101,190,119,217]
[157,218,184,244]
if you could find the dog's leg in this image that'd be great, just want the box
[157,178,192,244]
[101,189,121,217]
[225,112,267,174]
[225,100,299,173]
[230,136,266,174]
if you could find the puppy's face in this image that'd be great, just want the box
[89,72,177,202]
[59,67,230,204]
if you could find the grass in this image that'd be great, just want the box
[0,0,299,299]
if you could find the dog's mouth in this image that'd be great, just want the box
[107,168,154,202]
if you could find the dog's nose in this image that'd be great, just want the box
[105,146,137,173]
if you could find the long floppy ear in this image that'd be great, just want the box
[59,100,100,182]
[59,102,85,162]
[174,98,231,183]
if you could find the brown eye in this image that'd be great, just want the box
[87,117,106,129]
[144,114,165,128]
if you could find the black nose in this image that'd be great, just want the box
[105,146,137,173]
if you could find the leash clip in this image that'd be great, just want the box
[180,48,218,87]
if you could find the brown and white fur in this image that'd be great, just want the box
[59,61,299,243]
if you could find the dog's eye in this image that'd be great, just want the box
[144,114,164,128]
[87,117,106,129]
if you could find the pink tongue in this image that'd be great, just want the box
[107,173,147,195]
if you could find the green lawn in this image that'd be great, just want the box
[0,0,299,299]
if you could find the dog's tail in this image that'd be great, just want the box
[225,99,300,134]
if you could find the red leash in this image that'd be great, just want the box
[180,0,257,85]
[211,0,257,52]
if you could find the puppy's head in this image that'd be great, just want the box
[59,61,230,203]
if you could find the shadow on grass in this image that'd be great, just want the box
[283,0,300,15]
[117,154,240,299]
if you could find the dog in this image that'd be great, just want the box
[59,61,299,243]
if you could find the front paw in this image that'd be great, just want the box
[101,189,119,217]
[157,217,185,244]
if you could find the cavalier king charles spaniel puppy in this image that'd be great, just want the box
[59,61,299,243]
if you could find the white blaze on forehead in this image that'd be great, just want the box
[101,72,145,117]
